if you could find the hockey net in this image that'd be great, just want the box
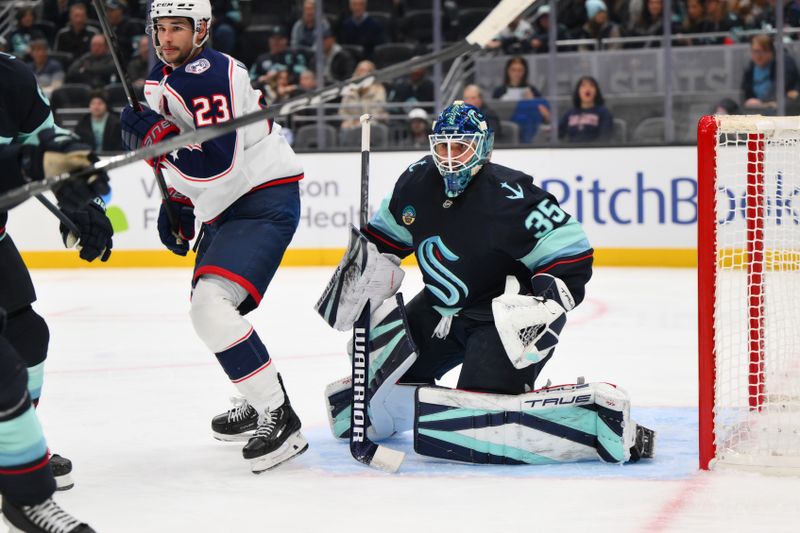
[698,115,800,473]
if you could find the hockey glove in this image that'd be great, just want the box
[18,129,111,210]
[59,196,113,262]
[158,188,195,256]
[120,106,179,166]
[492,274,575,369]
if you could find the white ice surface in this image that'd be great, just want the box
[10,267,800,532]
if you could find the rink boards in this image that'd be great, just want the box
[9,146,700,268]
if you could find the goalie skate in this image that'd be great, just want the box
[50,454,74,491]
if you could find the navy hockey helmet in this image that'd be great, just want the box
[429,101,494,198]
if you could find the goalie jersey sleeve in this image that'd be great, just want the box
[364,156,593,316]
[143,48,303,222]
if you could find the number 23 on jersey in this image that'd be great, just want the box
[193,95,231,126]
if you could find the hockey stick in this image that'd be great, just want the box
[90,0,182,245]
[0,0,534,210]
[349,115,405,473]
[35,194,81,240]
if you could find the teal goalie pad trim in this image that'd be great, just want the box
[417,428,556,465]
[597,418,626,462]
[369,329,405,385]
[521,407,599,436]
[418,407,504,423]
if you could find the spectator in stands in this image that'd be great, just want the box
[403,107,430,149]
[338,0,387,61]
[574,0,622,51]
[55,3,98,60]
[265,69,299,105]
[742,35,800,109]
[250,26,308,88]
[529,5,567,54]
[713,97,741,115]
[297,69,317,94]
[389,63,434,114]
[739,0,775,30]
[211,0,242,56]
[0,36,8,53]
[704,0,742,35]
[462,84,503,139]
[27,39,64,96]
[630,0,668,47]
[10,7,45,58]
[318,28,355,83]
[492,56,550,143]
[677,0,711,46]
[558,76,614,143]
[487,15,534,55]
[339,60,387,129]
[75,89,122,152]
[105,1,137,63]
[43,0,70,29]
[66,34,116,89]
[558,0,589,31]
[291,0,331,49]
[127,35,149,94]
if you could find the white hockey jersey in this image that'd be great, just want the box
[144,48,303,222]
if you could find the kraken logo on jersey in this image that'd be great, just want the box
[417,236,468,306]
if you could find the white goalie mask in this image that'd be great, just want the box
[148,0,212,64]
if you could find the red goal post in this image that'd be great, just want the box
[698,115,800,473]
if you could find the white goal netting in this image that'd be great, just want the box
[710,116,800,471]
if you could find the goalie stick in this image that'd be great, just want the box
[349,114,405,473]
[90,0,182,245]
[0,0,536,210]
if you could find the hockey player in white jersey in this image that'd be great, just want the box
[119,0,307,473]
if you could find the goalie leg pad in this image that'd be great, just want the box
[414,382,652,465]
[315,225,404,331]
[325,293,418,440]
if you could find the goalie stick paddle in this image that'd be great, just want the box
[90,0,182,245]
[0,0,535,210]
[349,115,405,473]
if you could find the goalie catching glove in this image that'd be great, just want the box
[492,274,575,369]
[315,225,404,331]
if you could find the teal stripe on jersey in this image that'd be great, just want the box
[0,407,47,467]
[0,136,13,145]
[518,219,591,271]
[418,428,556,465]
[27,361,45,402]
[17,112,57,145]
[369,197,412,248]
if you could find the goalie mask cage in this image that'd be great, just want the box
[698,115,800,473]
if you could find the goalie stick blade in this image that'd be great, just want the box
[0,0,537,211]
[351,441,405,473]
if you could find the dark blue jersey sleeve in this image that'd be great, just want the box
[500,170,594,306]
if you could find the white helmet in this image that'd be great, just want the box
[148,0,212,63]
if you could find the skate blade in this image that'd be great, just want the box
[213,431,254,442]
[55,472,74,491]
[250,432,309,474]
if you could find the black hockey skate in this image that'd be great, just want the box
[629,424,656,462]
[2,496,95,533]
[241,375,308,473]
[211,397,259,442]
[50,454,73,491]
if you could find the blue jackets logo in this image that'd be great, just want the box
[186,58,211,74]
[402,206,416,225]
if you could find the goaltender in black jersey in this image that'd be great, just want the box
[317,101,655,466]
